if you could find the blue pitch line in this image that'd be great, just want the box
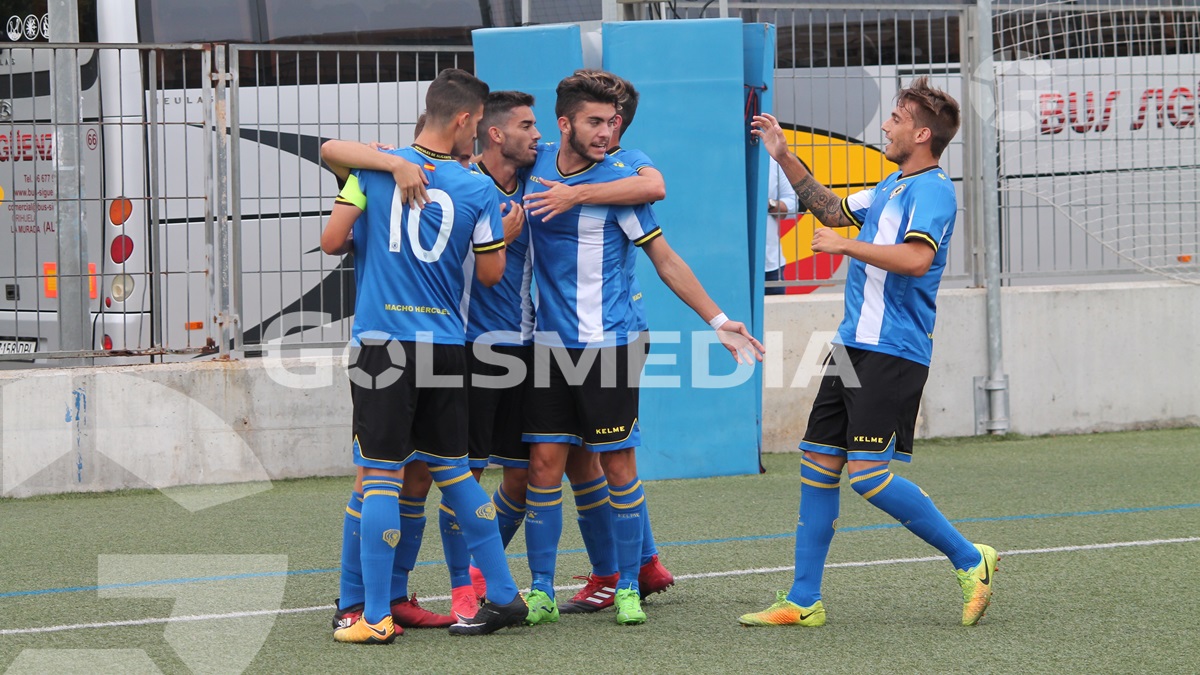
[4,502,1198,600]
[668,502,1200,547]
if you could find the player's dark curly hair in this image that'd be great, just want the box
[555,70,619,122]
[896,76,960,158]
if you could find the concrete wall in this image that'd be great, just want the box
[0,357,353,503]
[2,281,1196,498]
[763,281,1200,452]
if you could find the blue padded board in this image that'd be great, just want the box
[472,20,765,479]
[603,19,760,479]
[472,25,582,145]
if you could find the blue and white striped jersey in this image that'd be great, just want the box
[835,166,957,366]
[526,144,662,348]
[461,161,535,346]
[336,146,505,345]
[607,146,656,332]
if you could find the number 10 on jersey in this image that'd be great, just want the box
[390,186,455,263]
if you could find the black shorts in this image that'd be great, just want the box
[799,345,928,463]
[467,342,532,469]
[522,336,649,452]
[350,340,469,469]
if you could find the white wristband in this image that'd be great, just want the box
[708,312,729,331]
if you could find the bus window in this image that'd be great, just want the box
[0,0,98,42]
[524,0,600,26]
[764,9,962,69]
[260,0,484,46]
[238,0,481,89]
[135,0,257,43]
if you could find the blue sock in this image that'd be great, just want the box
[572,476,618,577]
[391,495,426,600]
[338,492,364,610]
[608,478,646,593]
[849,467,981,571]
[492,486,526,549]
[439,499,472,589]
[360,477,403,623]
[524,482,564,598]
[787,458,841,606]
[432,464,519,604]
[639,495,659,566]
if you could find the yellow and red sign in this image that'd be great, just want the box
[776,126,896,294]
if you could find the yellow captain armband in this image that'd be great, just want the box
[336,174,367,210]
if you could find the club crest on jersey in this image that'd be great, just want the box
[476,503,497,521]
[383,529,401,548]
[613,161,626,168]
[889,183,907,199]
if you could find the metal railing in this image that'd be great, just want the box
[226,45,473,358]
[3,1,1196,363]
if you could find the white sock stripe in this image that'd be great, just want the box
[2,537,1195,636]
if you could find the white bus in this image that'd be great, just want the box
[0,0,513,362]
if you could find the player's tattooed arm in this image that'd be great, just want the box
[789,168,854,230]
[750,113,854,230]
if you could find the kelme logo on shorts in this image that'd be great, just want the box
[383,529,401,548]
[475,503,497,521]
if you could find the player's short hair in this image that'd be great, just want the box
[610,76,639,132]
[414,111,427,137]
[896,76,960,158]
[425,69,490,125]
[555,70,619,122]
[479,90,535,147]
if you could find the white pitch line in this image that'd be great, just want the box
[2,536,1196,637]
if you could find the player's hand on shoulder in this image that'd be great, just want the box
[501,200,525,244]
[388,155,430,210]
[523,177,577,221]
[367,141,396,151]
[716,319,766,364]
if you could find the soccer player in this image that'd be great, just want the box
[324,90,669,619]
[525,71,677,615]
[439,90,538,620]
[320,141,458,632]
[321,68,527,643]
[520,72,764,627]
[457,89,676,611]
[740,78,997,628]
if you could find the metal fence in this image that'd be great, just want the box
[226,45,473,357]
[2,1,1197,363]
[644,0,1200,290]
[759,4,978,292]
[0,43,471,363]
[0,43,220,363]
[991,1,1200,283]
